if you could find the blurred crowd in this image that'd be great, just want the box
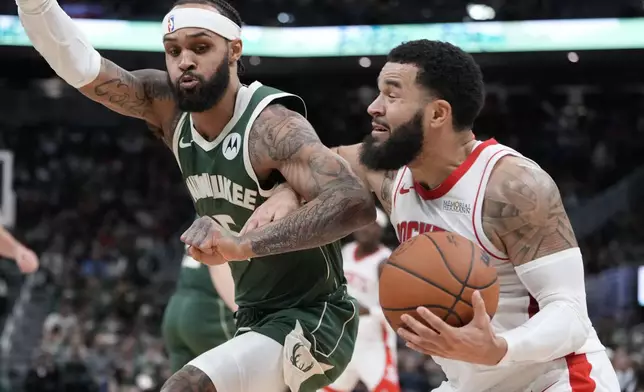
[3,0,644,24]
[0,77,643,391]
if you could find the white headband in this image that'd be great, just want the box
[162,8,242,40]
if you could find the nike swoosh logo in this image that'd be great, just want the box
[399,186,412,194]
[179,137,192,148]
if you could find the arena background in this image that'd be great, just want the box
[1,0,644,390]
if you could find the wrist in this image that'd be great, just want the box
[489,336,508,365]
[236,236,256,260]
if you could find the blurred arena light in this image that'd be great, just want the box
[277,12,294,24]
[359,57,371,68]
[466,4,495,20]
[249,56,261,66]
[567,52,579,63]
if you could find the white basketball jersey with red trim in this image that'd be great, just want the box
[342,242,394,342]
[389,139,605,391]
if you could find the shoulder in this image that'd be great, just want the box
[485,155,556,207]
[481,155,577,265]
[248,104,320,162]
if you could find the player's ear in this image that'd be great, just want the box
[426,99,451,129]
[229,39,243,64]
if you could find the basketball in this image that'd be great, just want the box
[379,232,500,331]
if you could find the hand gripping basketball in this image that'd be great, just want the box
[397,290,508,366]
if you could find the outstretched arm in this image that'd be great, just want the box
[17,0,176,143]
[482,156,589,364]
[0,226,39,274]
[241,105,376,257]
[331,144,397,215]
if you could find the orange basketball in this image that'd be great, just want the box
[379,231,500,331]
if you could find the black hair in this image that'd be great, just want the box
[172,0,245,74]
[387,40,484,131]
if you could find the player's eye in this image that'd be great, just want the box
[194,45,209,54]
[166,47,180,57]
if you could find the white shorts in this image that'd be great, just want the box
[188,331,287,392]
[321,334,400,392]
[432,351,620,392]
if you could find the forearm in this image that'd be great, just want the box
[17,0,101,88]
[208,264,237,312]
[496,249,591,364]
[0,227,21,259]
[242,185,375,258]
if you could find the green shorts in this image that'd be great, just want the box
[234,290,359,391]
[161,291,236,372]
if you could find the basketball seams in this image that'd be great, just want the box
[424,233,474,325]
[381,305,465,326]
[382,261,473,307]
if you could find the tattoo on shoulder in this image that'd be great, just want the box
[481,156,577,266]
[248,104,320,162]
[379,170,397,214]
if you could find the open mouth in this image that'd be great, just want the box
[371,123,390,138]
[179,75,199,89]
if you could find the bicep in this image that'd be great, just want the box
[481,156,578,266]
[248,105,364,202]
[78,58,174,128]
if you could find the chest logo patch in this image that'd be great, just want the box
[222,133,241,160]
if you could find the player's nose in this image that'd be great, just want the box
[178,53,197,72]
[367,95,385,117]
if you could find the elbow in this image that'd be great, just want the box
[561,300,592,352]
[344,189,377,229]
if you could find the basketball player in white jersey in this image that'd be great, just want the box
[0,226,39,274]
[322,208,400,392]
[247,39,620,391]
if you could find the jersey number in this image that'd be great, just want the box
[181,214,239,269]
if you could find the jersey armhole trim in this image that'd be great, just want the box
[391,167,408,209]
[472,149,513,261]
[242,92,305,198]
[171,112,189,172]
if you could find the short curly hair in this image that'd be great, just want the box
[387,40,484,131]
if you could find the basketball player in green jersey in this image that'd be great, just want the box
[161,246,236,372]
[17,0,376,391]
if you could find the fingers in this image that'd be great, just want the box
[240,219,258,235]
[471,290,490,327]
[415,307,452,335]
[181,218,217,252]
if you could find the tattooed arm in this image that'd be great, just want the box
[480,156,591,365]
[79,59,177,144]
[331,144,397,215]
[481,155,578,265]
[236,105,375,257]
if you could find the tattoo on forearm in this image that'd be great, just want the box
[481,157,577,266]
[161,365,215,392]
[246,104,373,256]
[379,170,396,214]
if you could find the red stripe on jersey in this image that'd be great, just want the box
[566,354,596,392]
[392,166,408,207]
[413,138,498,200]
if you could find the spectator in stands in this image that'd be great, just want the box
[0,226,39,274]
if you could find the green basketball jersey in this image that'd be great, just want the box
[172,82,346,309]
[175,246,219,298]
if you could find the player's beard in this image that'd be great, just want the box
[169,52,231,113]
[359,111,424,171]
